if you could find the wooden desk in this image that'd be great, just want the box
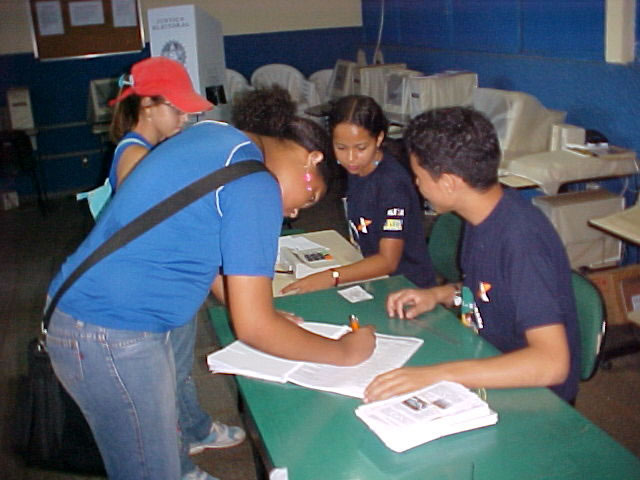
[208,276,640,480]
[273,230,363,296]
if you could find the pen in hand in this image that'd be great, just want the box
[349,314,360,331]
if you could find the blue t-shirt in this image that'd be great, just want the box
[108,131,153,191]
[346,155,436,288]
[49,121,282,332]
[460,188,580,402]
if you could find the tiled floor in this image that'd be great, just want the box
[2,189,639,480]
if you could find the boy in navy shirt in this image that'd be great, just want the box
[365,107,580,403]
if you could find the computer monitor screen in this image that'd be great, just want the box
[87,78,120,125]
[327,60,357,101]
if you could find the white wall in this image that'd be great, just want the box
[0,0,362,56]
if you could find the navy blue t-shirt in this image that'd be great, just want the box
[460,189,580,402]
[346,155,436,288]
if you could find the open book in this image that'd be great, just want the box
[355,381,498,452]
[206,322,423,398]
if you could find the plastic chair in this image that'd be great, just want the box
[572,271,606,381]
[210,69,252,124]
[250,64,320,116]
[308,69,333,104]
[427,212,463,284]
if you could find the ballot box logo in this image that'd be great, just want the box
[161,41,187,66]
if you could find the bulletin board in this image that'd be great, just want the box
[28,0,144,60]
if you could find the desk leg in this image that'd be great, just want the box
[236,390,274,480]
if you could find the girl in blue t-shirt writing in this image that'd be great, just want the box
[46,86,376,480]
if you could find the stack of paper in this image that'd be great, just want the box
[207,322,423,398]
[355,381,498,452]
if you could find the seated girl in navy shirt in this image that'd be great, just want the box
[281,95,436,294]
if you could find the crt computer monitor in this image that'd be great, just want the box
[382,69,422,125]
[327,60,359,101]
[87,77,120,125]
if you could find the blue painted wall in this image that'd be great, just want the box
[362,0,640,262]
[0,27,364,196]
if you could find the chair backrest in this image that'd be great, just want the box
[308,69,334,104]
[209,69,252,124]
[571,271,606,381]
[427,212,463,284]
[250,63,320,116]
[225,69,251,101]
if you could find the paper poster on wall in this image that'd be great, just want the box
[111,0,137,27]
[35,1,64,36]
[69,1,105,27]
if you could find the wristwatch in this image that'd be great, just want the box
[453,286,462,307]
[329,268,340,287]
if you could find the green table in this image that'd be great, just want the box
[208,276,640,479]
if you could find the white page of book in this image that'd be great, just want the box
[207,323,422,398]
[207,322,349,382]
[355,381,498,452]
[287,334,423,398]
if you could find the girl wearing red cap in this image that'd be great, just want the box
[108,56,213,192]
[79,57,213,219]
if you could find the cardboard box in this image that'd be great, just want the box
[533,190,624,269]
[587,264,640,325]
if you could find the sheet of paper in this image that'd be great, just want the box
[287,333,423,398]
[36,1,64,36]
[337,285,374,303]
[112,0,137,27]
[207,342,296,383]
[69,1,105,26]
[207,322,349,382]
[207,323,423,398]
[278,236,325,251]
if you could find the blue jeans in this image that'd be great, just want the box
[171,316,213,474]
[46,308,181,480]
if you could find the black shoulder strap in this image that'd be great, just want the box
[43,160,267,331]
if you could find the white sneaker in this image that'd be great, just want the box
[182,466,219,480]
[189,421,246,455]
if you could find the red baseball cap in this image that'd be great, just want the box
[110,56,213,113]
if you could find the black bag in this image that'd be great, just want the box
[14,338,105,474]
[14,160,267,473]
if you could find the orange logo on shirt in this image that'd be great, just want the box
[357,217,373,233]
[478,282,492,302]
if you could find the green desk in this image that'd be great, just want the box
[208,276,640,479]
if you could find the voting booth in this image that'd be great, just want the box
[533,190,624,270]
[148,5,226,120]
